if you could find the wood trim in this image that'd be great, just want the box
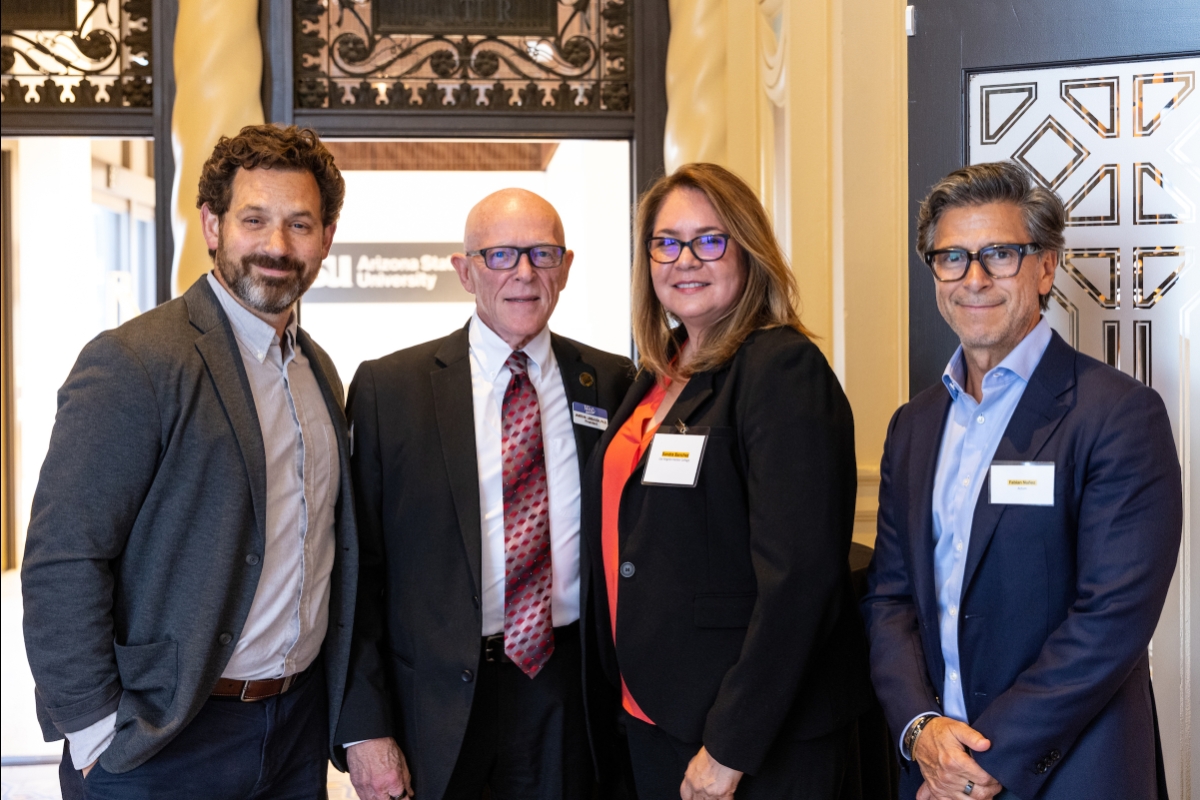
[153,0,177,304]
[292,110,636,138]
[1,149,14,571]
[0,109,154,137]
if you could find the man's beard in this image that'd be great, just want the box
[214,245,313,315]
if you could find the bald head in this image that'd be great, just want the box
[451,187,575,350]
[463,188,565,251]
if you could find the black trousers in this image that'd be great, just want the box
[442,621,592,800]
[623,712,853,800]
[60,660,328,800]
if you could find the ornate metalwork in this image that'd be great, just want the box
[294,0,631,113]
[1,0,153,109]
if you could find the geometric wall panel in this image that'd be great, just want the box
[1102,320,1120,368]
[1134,162,1195,224]
[968,54,1196,485]
[1061,76,1119,138]
[1133,245,1187,308]
[1062,248,1120,308]
[981,82,1038,145]
[1012,116,1091,190]
[1134,320,1152,386]
[1065,164,1120,226]
[1047,284,1079,348]
[1134,71,1195,137]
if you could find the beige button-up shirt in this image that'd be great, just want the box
[209,273,339,681]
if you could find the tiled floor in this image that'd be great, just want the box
[1,571,359,799]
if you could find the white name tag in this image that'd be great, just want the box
[642,433,708,487]
[571,402,608,431]
[989,461,1055,506]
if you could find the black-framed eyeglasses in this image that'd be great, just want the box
[924,243,1043,282]
[467,244,566,270]
[646,234,731,264]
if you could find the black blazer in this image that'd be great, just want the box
[862,331,1181,800]
[21,277,358,773]
[334,323,634,799]
[581,326,872,774]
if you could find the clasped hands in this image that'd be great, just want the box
[914,717,1002,800]
[347,737,415,800]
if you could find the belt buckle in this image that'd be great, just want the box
[484,634,504,663]
[239,680,255,702]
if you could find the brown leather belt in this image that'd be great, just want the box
[211,668,307,702]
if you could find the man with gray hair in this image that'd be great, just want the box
[863,161,1181,800]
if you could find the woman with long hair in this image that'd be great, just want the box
[581,163,871,798]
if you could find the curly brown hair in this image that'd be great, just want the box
[196,124,345,229]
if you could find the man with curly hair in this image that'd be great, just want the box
[22,124,358,800]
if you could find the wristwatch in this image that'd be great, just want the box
[903,713,939,758]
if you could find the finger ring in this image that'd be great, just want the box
[964,781,975,795]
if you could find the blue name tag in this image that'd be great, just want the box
[572,402,609,431]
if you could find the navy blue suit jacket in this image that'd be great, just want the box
[862,331,1181,799]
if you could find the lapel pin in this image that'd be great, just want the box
[579,372,595,387]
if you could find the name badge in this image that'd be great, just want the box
[989,461,1055,506]
[572,402,609,431]
[642,432,708,487]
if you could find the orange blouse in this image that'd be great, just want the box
[600,379,668,725]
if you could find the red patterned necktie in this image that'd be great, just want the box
[501,351,555,678]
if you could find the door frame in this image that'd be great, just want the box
[257,0,669,200]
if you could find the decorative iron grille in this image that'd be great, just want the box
[294,0,631,113]
[1,0,153,109]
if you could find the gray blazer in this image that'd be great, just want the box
[20,277,358,773]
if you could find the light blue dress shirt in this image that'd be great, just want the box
[931,317,1052,723]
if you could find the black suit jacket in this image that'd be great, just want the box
[862,331,1182,800]
[581,326,872,775]
[21,277,358,773]
[335,323,634,799]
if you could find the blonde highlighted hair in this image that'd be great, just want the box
[632,162,809,380]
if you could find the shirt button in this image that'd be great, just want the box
[949,670,958,681]
[245,554,260,566]
[956,541,964,552]
[620,562,636,578]
[962,478,970,487]
[949,605,957,616]
[218,632,233,645]
[461,669,474,682]
[976,414,985,424]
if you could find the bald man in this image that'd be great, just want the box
[335,190,635,800]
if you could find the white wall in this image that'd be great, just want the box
[300,140,632,386]
[10,138,102,561]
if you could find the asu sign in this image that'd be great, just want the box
[307,242,474,303]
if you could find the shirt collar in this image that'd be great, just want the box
[469,312,553,382]
[942,316,1053,400]
[206,272,297,363]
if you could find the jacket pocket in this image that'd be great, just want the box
[113,640,178,726]
[693,592,756,628]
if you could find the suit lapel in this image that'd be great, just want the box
[909,391,952,639]
[960,332,1076,597]
[551,333,600,473]
[431,326,484,599]
[187,279,268,540]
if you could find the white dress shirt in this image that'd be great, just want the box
[470,313,582,635]
[64,274,339,768]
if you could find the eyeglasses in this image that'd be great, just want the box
[646,234,731,264]
[924,243,1043,282]
[467,244,566,270]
